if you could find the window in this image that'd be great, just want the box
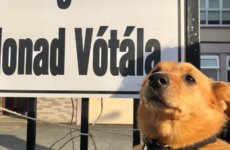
[200,55,219,80]
[226,56,230,82]
[200,0,230,26]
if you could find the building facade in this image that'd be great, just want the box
[200,0,230,82]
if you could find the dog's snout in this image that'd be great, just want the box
[148,73,169,89]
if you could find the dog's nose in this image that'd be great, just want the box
[148,73,169,89]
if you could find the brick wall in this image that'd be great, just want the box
[37,98,78,123]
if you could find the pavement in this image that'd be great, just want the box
[0,115,136,150]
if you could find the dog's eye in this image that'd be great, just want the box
[185,75,195,84]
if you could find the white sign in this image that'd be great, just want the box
[0,0,185,98]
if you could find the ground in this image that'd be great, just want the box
[0,115,135,150]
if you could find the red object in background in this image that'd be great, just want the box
[4,98,14,115]
[3,97,27,115]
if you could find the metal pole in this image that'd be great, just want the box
[80,98,89,150]
[26,98,37,150]
[185,0,200,69]
[133,98,140,146]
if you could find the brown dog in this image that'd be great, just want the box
[133,61,230,150]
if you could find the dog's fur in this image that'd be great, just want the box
[133,61,230,150]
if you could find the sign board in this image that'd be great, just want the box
[0,0,185,98]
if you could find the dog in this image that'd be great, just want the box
[133,61,230,150]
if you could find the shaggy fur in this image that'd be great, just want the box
[133,61,230,150]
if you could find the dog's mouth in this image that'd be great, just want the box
[147,94,171,109]
[144,89,181,112]
[146,95,182,114]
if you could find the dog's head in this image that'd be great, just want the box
[140,61,230,127]
[138,61,230,148]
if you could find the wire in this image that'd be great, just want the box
[90,98,103,129]
[70,98,75,149]
[0,107,84,131]
[0,98,140,150]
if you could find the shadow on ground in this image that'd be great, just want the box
[0,135,54,150]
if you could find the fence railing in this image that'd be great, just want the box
[25,97,141,150]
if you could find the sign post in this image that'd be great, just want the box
[185,0,200,69]
[80,98,89,150]
[26,98,37,150]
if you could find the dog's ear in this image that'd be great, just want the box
[212,81,230,118]
[213,81,230,102]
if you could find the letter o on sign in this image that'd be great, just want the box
[57,0,71,9]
